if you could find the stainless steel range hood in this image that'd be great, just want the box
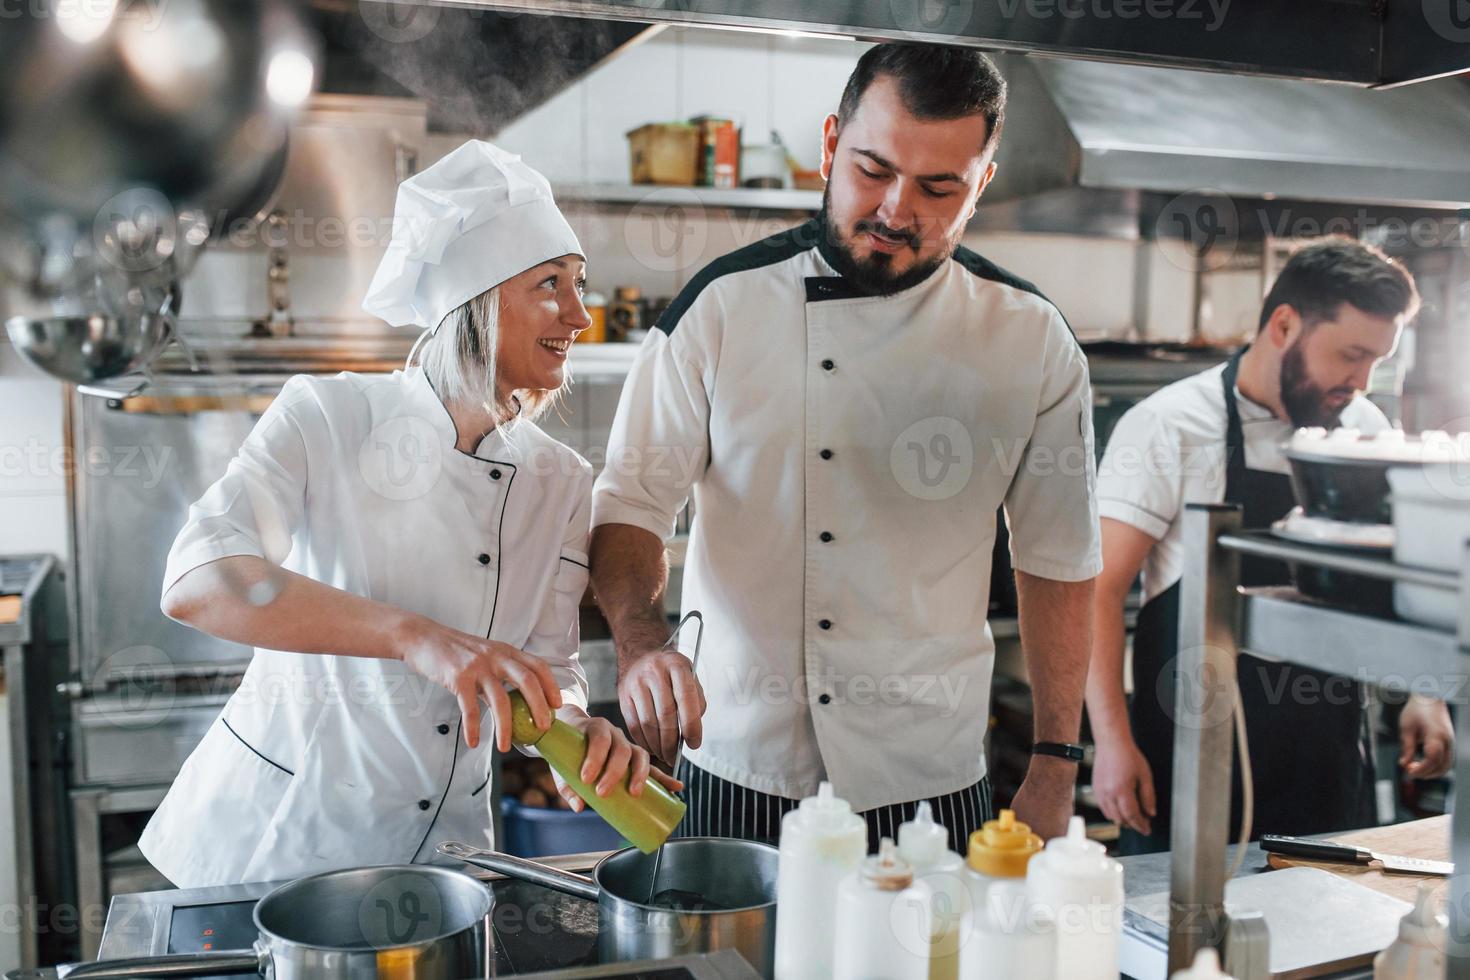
[406,0,1468,87]
[985,54,1470,211]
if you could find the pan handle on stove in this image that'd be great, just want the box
[11,946,268,980]
[437,842,600,902]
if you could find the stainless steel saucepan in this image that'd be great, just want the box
[439,838,778,977]
[6,865,491,980]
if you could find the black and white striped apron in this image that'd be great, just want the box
[673,760,993,854]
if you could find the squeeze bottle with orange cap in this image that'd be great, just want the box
[1025,816,1124,980]
[833,839,934,980]
[897,802,968,980]
[774,781,867,980]
[964,808,1044,909]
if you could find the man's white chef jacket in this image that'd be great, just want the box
[593,218,1102,810]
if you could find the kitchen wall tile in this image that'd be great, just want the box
[0,493,68,560]
[964,231,1136,339]
[768,34,874,171]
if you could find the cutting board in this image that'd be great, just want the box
[1126,866,1412,979]
[1264,816,1450,904]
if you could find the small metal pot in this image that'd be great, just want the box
[440,838,778,977]
[9,866,491,980]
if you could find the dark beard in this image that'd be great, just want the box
[818,190,949,296]
[1279,339,1349,429]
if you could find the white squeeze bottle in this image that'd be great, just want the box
[833,838,934,980]
[774,781,868,980]
[960,879,1056,980]
[1172,948,1235,979]
[1025,816,1124,980]
[897,802,969,980]
[1374,883,1447,980]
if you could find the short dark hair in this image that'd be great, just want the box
[1258,237,1420,333]
[837,43,1007,154]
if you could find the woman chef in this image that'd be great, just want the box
[139,141,674,888]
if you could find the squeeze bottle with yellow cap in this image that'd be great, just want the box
[508,693,686,853]
[897,802,968,980]
[964,808,1044,909]
[833,839,934,980]
[775,782,867,980]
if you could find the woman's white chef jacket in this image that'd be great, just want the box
[139,366,591,887]
[592,219,1102,812]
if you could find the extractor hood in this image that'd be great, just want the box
[395,0,1469,88]
[984,53,1470,211]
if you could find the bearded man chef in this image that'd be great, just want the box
[1087,238,1454,855]
[591,44,1101,850]
[139,142,674,888]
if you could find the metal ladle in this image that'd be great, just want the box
[644,609,704,904]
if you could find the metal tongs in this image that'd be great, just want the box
[643,609,704,903]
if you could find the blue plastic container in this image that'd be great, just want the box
[499,797,629,857]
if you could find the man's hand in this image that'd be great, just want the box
[1010,757,1077,841]
[550,709,684,811]
[618,649,706,765]
[1399,696,1454,780]
[1091,732,1156,835]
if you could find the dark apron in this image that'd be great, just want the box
[1118,350,1377,855]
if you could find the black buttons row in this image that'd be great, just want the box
[814,359,838,707]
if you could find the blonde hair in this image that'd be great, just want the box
[413,286,564,425]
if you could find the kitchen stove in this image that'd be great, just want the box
[95,854,759,978]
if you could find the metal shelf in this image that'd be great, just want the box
[1165,504,1470,979]
[1238,587,1466,698]
[1220,530,1459,590]
[554,182,822,212]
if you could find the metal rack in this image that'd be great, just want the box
[1168,503,1470,978]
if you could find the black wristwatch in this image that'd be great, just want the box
[1031,741,1085,763]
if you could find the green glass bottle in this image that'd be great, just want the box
[509,693,687,853]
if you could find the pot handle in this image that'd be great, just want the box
[9,946,268,980]
[437,841,600,903]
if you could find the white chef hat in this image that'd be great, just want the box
[363,140,583,333]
